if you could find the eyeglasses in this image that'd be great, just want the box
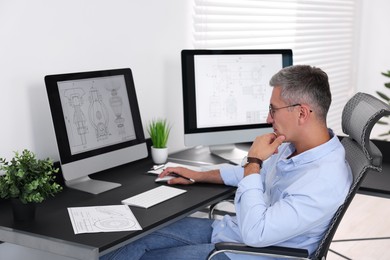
[268,104,301,119]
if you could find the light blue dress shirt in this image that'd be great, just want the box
[211,130,352,259]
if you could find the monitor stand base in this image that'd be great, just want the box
[66,176,121,194]
[209,144,248,165]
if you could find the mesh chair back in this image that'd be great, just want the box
[313,92,390,259]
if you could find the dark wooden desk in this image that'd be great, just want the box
[0,155,235,259]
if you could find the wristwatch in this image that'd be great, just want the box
[241,156,263,168]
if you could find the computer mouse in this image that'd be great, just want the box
[155,175,175,182]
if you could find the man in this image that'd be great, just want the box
[101,65,352,260]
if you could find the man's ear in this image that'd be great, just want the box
[298,105,311,121]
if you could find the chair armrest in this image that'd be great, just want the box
[209,198,235,219]
[209,242,309,259]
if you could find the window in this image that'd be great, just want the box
[193,0,359,134]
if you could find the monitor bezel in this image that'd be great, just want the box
[181,49,293,137]
[45,68,146,165]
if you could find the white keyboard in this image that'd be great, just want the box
[121,185,187,208]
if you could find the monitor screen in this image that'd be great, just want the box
[45,68,148,194]
[181,49,293,164]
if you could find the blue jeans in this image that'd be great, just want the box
[100,217,229,260]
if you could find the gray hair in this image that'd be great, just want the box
[269,65,331,122]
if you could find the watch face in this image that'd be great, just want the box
[241,156,248,167]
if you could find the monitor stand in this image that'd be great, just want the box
[66,176,121,195]
[209,144,248,165]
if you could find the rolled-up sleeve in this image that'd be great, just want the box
[219,165,244,187]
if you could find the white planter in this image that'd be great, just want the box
[151,147,168,164]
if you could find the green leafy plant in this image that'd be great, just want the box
[375,70,390,138]
[0,149,63,204]
[147,119,171,148]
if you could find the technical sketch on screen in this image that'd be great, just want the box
[194,54,283,128]
[58,75,136,155]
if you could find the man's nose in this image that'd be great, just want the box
[266,113,273,124]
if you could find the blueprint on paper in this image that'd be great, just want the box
[68,205,142,234]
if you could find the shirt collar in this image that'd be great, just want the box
[284,129,339,166]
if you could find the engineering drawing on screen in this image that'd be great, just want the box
[194,54,282,128]
[58,75,136,155]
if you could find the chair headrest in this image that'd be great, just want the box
[342,92,390,165]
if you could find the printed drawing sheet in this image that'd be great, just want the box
[68,205,142,234]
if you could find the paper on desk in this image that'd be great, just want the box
[147,162,201,174]
[68,205,142,234]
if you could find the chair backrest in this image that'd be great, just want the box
[313,92,390,259]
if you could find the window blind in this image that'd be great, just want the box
[193,0,359,134]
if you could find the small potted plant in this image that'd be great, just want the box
[147,119,171,164]
[0,149,63,221]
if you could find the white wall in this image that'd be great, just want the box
[1,0,390,161]
[357,0,390,139]
[1,0,390,258]
[0,0,191,161]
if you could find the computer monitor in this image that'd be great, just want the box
[45,68,148,194]
[181,49,293,164]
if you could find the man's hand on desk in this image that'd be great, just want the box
[160,167,224,185]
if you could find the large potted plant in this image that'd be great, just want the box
[147,119,171,164]
[0,149,63,221]
[375,70,390,139]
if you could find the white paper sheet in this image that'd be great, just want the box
[68,205,142,234]
[147,162,201,175]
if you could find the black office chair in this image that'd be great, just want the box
[207,92,390,260]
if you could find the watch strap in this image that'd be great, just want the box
[246,157,263,168]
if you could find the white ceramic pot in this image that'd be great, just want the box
[151,147,168,164]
